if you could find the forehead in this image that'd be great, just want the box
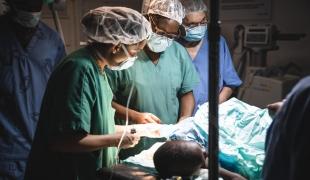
[12,0,43,12]
[155,15,180,33]
[184,11,207,23]
[126,40,147,49]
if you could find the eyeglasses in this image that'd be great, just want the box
[150,16,181,39]
[183,19,208,30]
[153,26,181,39]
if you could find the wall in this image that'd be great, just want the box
[41,0,143,53]
[41,0,80,53]
[42,0,310,74]
[219,0,310,75]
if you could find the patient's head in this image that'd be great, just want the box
[153,140,206,178]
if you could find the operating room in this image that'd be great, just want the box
[0,0,310,179]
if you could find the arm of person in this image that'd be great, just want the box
[176,43,200,121]
[203,154,246,180]
[112,101,161,124]
[221,37,242,102]
[266,99,285,113]
[49,132,140,153]
[115,124,162,138]
[219,87,233,104]
[219,167,247,180]
[178,91,195,122]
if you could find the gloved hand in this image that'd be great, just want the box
[115,132,140,149]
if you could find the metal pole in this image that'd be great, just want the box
[49,3,67,53]
[208,0,220,179]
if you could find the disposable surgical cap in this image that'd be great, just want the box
[81,6,152,45]
[180,0,208,15]
[147,0,185,25]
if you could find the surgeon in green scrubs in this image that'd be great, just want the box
[24,7,152,180]
[107,0,200,158]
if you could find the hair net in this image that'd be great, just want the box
[180,0,208,15]
[81,6,152,45]
[147,0,185,25]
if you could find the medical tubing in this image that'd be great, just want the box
[115,81,135,160]
[108,81,134,180]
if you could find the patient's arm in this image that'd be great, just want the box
[219,167,247,180]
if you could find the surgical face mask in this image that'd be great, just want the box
[184,25,207,42]
[13,9,41,28]
[108,45,137,71]
[147,33,173,53]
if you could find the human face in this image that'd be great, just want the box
[146,15,180,53]
[150,14,181,39]
[109,40,147,66]
[10,0,43,28]
[183,11,208,30]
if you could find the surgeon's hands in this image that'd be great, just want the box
[132,112,161,124]
[115,132,140,149]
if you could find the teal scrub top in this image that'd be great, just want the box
[25,48,117,180]
[107,41,199,124]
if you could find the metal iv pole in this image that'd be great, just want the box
[208,0,220,179]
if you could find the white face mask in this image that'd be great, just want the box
[108,44,137,71]
[13,9,41,28]
[147,33,173,53]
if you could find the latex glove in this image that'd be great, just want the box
[116,132,140,149]
[132,112,161,124]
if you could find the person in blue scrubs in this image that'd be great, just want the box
[178,0,242,113]
[0,0,66,179]
[262,76,310,180]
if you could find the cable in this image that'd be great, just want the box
[115,82,135,160]
[108,81,135,180]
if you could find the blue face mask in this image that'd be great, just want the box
[13,9,41,28]
[184,25,207,42]
[147,33,173,53]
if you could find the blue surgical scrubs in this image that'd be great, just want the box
[0,17,65,179]
[263,76,310,180]
[192,35,242,113]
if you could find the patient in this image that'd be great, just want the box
[153,140,246,180]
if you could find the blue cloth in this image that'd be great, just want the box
[0,18,65,179]
[192,35,242,113]
[263,76,310,180]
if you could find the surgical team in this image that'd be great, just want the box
[0,0,309,179]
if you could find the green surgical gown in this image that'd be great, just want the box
[107,41,199,158]
[25,48,117,180]
[107,41,199,124]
